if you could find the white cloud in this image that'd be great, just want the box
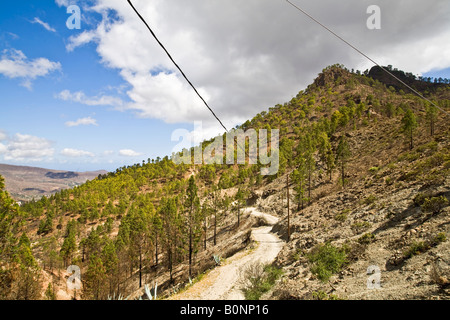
[2,134,54,162]
[32,17,56,33]
[66,30,98,52]
[56,89,124,108]
[6,32,19,40]
[55,0,73,7]
[0,49,61,89]
[61,148,95,158]
[0,131,7,141]
[0,143,6,154]
[123,71,210,123]
[119,149,143,157]
[65,116,98,127]
[65,0,450,138]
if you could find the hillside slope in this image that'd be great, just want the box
[1,64,449,300]
[260,112,450,299]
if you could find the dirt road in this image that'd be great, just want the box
[170,208,283,300]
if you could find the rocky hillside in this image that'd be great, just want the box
[1,64,448,301]
[251,68,450,299]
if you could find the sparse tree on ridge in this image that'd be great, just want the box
[212,187,221,246]
[235,188,246,228]
[318,131,335,182]
[292,157,307,211]
[160,197,179,283]
[425,103,438,136]
[336,135,351,188]
[185,176,201,279]
[401,108,418,150]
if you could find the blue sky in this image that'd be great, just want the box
[1,0,449,172]
[0,0,189,171]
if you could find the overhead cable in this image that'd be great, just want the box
[285,0,449,116]
[127,0,229,132]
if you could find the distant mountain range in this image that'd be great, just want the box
[0,163,107,201]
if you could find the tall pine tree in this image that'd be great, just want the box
[336,135,351,188]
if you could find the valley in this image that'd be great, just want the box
[0,163,106,201]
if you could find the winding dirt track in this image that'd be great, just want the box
[170,208,283,300]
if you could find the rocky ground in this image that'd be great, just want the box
[169,208,283,300]
[253,123,450,300]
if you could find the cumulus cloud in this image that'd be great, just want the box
[102,150,114,156]
[0,49,61,89]
[2,134,54,162]
[61,148,95,158]
[66,30,98,52]
[65,116,98,127]
[119,149,143,157]
[31,17,56,33]
[55,0,74,7]
[56,89,124,108]
[65,0,450,137]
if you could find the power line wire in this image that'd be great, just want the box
[127,0,229,132]
[285,0,449,116]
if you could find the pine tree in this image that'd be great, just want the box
[292,158,307,211]
[185,176,201,278]
[401,108,418,150]
[152,211,163,267]
[425,103,438,136]
[0,175,19,259]
[13,235,42,300]
[212,187,221,246]
[336,135,351,188]
[298,134,315,204]
[201,201,211,250]
[160,197,180,283]
[84,255,107,300]
[45,283,56,300]
[317,131,335,181]
[101,240,119,297]
[235,188,246,228]
[326,147,336,182]
[118,205,152,288]
[60,220,77,267]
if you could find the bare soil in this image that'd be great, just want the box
[169,208,283,300]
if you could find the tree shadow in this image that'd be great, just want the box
[372,202,418,235]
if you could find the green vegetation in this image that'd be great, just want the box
[336,136,351,188]
[0,176,42,300]
[334,212,348,222]
[1,63,448,299]
[351,221,371,234]
[403,241,428,259]
[311,290,342,300]
[425,103,438,136]
[421,196,449,214]
[401,108,418,150]
[240,263,283,300]
[369,167,379,175]
[431,232,447,245]
[403,232,447,259]
[358,232,376,244]
[307,242,348,282]
[363,194,377,205]
[44,283,56,300]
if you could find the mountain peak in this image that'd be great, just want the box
[313,64,352,88]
